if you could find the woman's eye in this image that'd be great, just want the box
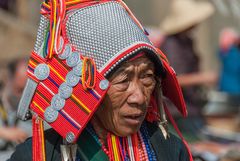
[119,78,129,84]
[142,73,154,79]
[141,73,155,85]
[112,77,129,91]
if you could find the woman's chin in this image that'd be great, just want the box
[114,125,141,137]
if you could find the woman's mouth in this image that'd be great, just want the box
[123,114,144,125]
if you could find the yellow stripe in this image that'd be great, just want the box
[42,2,50,9]
[43,0,83,8]
[29,60,37,68]
[40,119,46,161]
[71,94,91,113]
[112,135,120,161]
[48,0,57,59]
[48,65,65,81]
[112,136,117,161]
[66,0,82,5]
[33,101,44,113]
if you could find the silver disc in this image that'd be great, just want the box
[73,60,83,76]
[66,71,80,87]
[99,79,109,90]
[44,107,58,123]
[59,83,73,99]
[66,52,80,68]
[66,132,75,143]
[34,63,50,81]
[51,94,66,111]
[58,44,71,60]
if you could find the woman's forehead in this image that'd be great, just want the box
[122,56,154,68]
[110,56,155,78]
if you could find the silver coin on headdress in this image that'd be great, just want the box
[34,63,50,81]
[58,44,72,60]
[73,60,83,76]
[66,71,80,87]
[66,52,80,67]
[44,107,58,123]
[59,83,73,99]
[66,132,75,143]
[51,94,66,111]
[99,79,109,90]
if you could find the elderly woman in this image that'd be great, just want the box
[8,0,192,161]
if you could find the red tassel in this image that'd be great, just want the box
[32,114,46,161]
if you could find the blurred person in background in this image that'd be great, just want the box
[218,28,240,95]
[158,0,216,141]
[203,28,240,117]
[0,57,31,160]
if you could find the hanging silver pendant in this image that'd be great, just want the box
[159,124,168,140]
[159,120,169,140]
[61,143,77,161]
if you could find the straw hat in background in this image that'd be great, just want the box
[159,0,215,35]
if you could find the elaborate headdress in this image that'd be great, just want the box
[17,0,191,160]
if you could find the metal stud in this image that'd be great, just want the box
[66,132,75,143]
[99,79,109,90]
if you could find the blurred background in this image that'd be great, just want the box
[0,0,240,161]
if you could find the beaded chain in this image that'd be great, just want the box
[138,132,148,160]
[140,122,157,161]
[86,125,110,155]
[85,123,157,161]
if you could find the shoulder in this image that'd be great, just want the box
[7,137,32,161]
[147,122,190,161]
[7,128,62,161]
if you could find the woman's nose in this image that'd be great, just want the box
[127,82,146,106]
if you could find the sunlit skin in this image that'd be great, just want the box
[92,56,156,140]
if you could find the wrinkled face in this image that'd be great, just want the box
[95,56,156,136]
